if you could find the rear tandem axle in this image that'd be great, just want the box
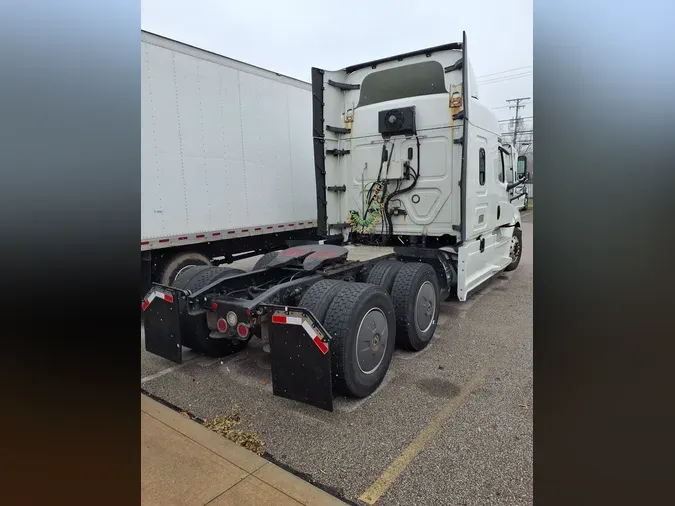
[142,243,450,411]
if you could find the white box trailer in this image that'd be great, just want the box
[141,31,318,293]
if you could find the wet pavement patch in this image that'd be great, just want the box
[416,378,461,399]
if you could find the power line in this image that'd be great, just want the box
[505,97,530,152]
[476,65,532,79]
[478,72,532,85]
[478,71,532,82]
[498,116,533,123]
[491,102,532,110]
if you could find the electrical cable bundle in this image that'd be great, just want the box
[347,135,422,242]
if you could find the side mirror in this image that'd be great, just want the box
[517,155,528,173]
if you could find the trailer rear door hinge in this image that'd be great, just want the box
[327,185,346,192]
[453,138,463,144]
[326,149,351,156]
[452,110,465,121]
[444,58,463,73]
[327,79,360,91]
[452,225,461,232]
[326,125,351,134]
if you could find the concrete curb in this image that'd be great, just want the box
[142,394,346,505]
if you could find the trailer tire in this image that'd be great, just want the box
[366,260,404,294]
[298,280,348,323]
[504,227,523,272]
[322,283,396,398]
[159,252,212,286]
[172,266,248,357]
[252,251,279,271]
[391,263,440,351]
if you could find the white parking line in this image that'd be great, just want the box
[141,361,196,384]
[140,354,218,384]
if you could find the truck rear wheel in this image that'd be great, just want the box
[258,279,346,347]
[365,260,404,294]
[391,263,440,351]
[298,279,348,322]
[504,227,523,272]
[173,266,248,357]
[322,283,396,398]
[159,252,212,286]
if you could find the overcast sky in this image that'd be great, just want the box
[141,0,532,125]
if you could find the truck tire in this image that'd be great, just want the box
[159,252,211,286]
[365,260,404,294]
[391,263,441,351]
[322,283,396,398]
[298,280,348,323]
[252,251,279,271]
[172,265,244,291]
[504,227,523,272]
[173,266,248,357]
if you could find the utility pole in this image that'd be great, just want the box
[506,97,530,153]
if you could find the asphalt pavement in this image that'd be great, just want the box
[141,217,533,506]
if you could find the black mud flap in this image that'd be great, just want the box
[265,305,333,411]
[142,286,185,364]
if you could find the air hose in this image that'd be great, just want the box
[384,135,421,239]
[349,141,393,234]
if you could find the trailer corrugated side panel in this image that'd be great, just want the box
[141,33,316,243]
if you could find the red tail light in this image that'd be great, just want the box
[216,318,228,333]
[237,323,249,338]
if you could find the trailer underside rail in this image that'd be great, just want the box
[263,304,334,411]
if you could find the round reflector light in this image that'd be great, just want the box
[216,318,228,333]
[237,323,249,338]
[226,311,238,326]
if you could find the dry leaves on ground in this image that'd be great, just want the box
[203,408,265,456]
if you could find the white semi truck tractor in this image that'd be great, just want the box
[142,32,527,411]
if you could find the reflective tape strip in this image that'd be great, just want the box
[271,312,328,354]
[158,292,174,303]
[141,292,157,311]
[141,291,173,311]
[302,320,328,355]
